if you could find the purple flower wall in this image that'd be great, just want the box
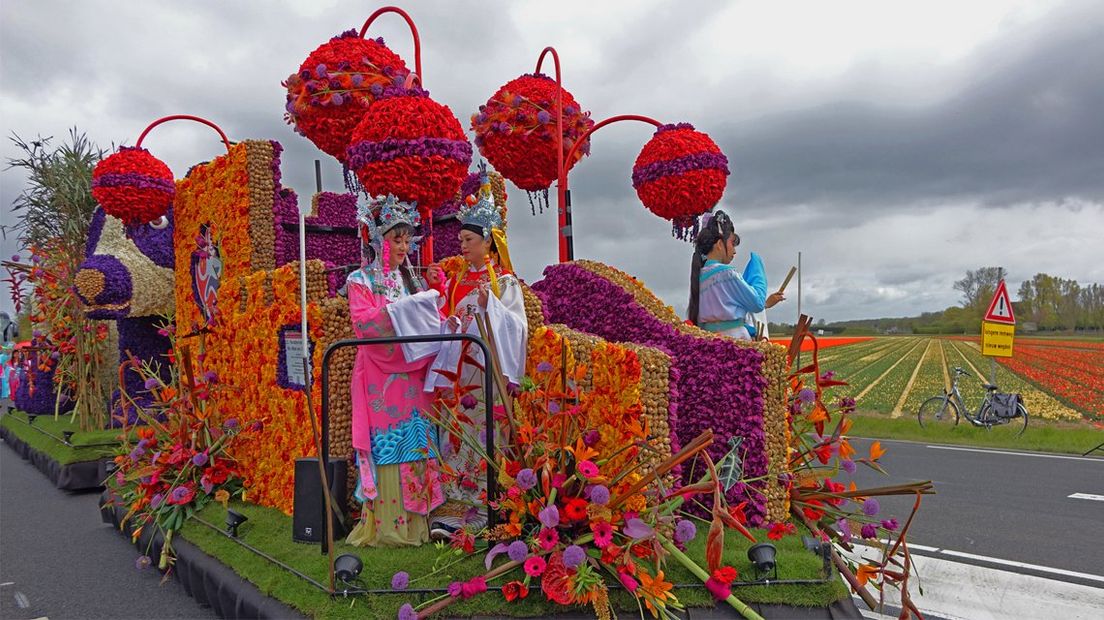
[532,262,772,525]
[273,191,359,295]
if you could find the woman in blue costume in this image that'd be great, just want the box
[688,210,784,339]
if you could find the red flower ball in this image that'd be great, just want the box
[347,87,472,211]
[472,73,595,192]
[91,147,174,225]
[283,30,409,163]
[632,123,730,236]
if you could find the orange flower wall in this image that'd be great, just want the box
[173,140,336,514]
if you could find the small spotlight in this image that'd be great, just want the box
[225,509,249,537]
[801,535,822,554]
[63,431,75,444]
[334,554,363,584]
[26,415,36,425]
[747,542,778,580]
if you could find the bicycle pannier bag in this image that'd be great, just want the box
[990,393,1022,419]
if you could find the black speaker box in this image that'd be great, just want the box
[292,457,349,544]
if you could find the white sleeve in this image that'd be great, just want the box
[385,290,443,362]
[484,275,529,386]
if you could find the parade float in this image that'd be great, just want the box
[2,6,932,620]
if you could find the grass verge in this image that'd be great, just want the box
[168,501,848,619]
[849,411,1103,455]
[1,409,121,464]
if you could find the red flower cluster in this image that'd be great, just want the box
[282,31,409,162]
[91,147,175,225]
[471,73,595,191]
[632,123,730,235]
[348,89,471,211]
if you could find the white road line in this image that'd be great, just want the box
[926,444,1104,462]
[938,550,1104,584]
[1069,493,1104,501]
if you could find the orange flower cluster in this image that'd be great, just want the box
[171,141,337,514]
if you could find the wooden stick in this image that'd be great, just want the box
[777,266,797,294]
[610,429,714,508]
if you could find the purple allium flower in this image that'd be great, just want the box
[314,64,328,78]
[129,446,145,462]
[881,518,899,532]
[536,361,553,373]
[447,581,463,597]
[674,519,697,544]
[11,254,20,261]
[460,394,478,409]
[582,429,601,447]
[351,74,364,87]
[192,451,209,467]
[798,388,816,403]
[860,523,878,539]
[370,83,383,96]
[538,504,560,528]
[203,370,218,383]
[331,93,344,106]
[588,484,610,505]
[507,540,529,562]
[223,418,239,430]
[536,110,551,124]
[391,571,409,591]
[548,401,560,414]
[515,468,537,490]
[135,555,152,570]
[563,545,586,568]
[841,459,857,475]
[862,498,880,517]
[398,603,417,620]
[170,486,191,503]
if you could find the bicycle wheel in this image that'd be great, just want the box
[918,396,959,428]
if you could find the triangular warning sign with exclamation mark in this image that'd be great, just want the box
[984,280,1016,324]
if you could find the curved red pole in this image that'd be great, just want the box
[561,115,662,193]
[362,7,429,264]
[135,115,232,152]
[535,47,570,262]
[360,6,423,83]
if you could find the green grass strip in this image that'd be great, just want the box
[1,410,120,465]
[849,413,1101,455]
[170,502,848,619]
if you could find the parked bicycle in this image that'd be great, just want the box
[917,366,1028,436]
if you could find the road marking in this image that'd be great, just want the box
[926,444,1104,462]
[14,591,30,608]
[938,550,1104,584]
[1068,493,1104,501]
[0,582,13,587]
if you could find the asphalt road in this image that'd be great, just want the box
[847,437,1104,580]
[0,443,217,620]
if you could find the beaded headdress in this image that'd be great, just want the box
[356,194,422,268]
[457,165,503,239]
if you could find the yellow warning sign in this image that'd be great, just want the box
[981,321,1015,358]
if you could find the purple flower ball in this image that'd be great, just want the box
[170,486,191,503]
[841,459,857,475]
[446,581,463,597]
[536,361,553,373]
[515,468,537,490]
[192,451,209,467]
[563,545,585,568]
[674,519,697,544]
[798,388,815,403]
[331,93,344,106]
[398,603,417,620]
[507,540,529,562]
[881,518,899,532]
[862,498,880,516]
[224,418,239,431]
[860,523,878,539]
[391,571,409,591]
[11,254,20,262]
[315,64,328,78]
[588,484,610,505]
[143,377,160,390]
[548,401,560,414]
[135,555,152,570]
[536,110,551,124]
[460,394,478,410]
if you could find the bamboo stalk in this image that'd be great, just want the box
[610,430,713,508]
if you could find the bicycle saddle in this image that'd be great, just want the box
[982,383,999,391]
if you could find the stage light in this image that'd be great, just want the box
[802,535,822,554]
[747,542,778,579]
[63,431,75,444]
[225,509,249,537]
[334,554,363,584]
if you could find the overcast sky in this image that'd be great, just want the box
[3,0,1102,322]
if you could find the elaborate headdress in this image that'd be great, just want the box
[456,163,513,275]
[356,193,422,270]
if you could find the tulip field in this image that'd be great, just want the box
[806,336,1103,422]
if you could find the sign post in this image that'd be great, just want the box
[981,279,1016,385]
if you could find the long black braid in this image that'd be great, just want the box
[688,210,738,325]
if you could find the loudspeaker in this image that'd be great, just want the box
[292,457,349,544]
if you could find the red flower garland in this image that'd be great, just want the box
[346,86,472,211]
[631,123,730,237]
[91,147,175,225]
[283,30,409,163]
[472,73,595,192]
